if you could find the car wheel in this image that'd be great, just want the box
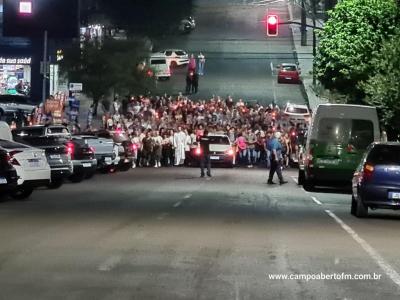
[47,178,63,189]
[298,169,305,185]
[10,187,33,200]
[351,195,357,215]
[69,172,85,183]
[355,195,368,218]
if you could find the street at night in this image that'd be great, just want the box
[1,168,400,299]
[1,0,400,299]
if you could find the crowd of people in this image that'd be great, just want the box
[99,93,309,169]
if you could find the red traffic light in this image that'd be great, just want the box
[266,14,278,36]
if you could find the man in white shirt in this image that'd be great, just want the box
[173,126,187,166]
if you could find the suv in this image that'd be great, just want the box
[154,49,189,67]
[0,95,36,118]
[12,133,73,189]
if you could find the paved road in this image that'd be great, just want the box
[154,0,305,106]
[1,168,400,299]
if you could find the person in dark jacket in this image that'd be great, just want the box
[191,72,199,94]
[199,130,211,177]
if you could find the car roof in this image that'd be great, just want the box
[281,63,297,66]
[162,49,186,52]
[372,142,400,146]
[285,103,308,108]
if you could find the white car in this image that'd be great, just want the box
[0,122,51,199]
[283,103,311,123]
[154,49,189,67]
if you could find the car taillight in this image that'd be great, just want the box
[305,148,313,166]
[66,142,75,159]
[195,147,201,155]
[362,163,374,182]
[7,150,22,166]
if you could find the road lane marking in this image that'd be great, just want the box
[157,212,169,220]
[270,62,274,75]
[98,255,121,272]
[291,176,298,184]
[325,209,400,288]
[311,196,322,205]
[183,193,192,199]
[173,201,182,208]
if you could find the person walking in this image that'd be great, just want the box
[197,52,205,75]
[267,131,287,185]
[191,72,199,94]
[199,130,211,177]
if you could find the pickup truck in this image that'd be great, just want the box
[72,135,119,173]
[13,125,97,182]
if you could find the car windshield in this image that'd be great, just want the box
[317,118,374,148]
[175,51,186,56]
[47,127,70,135]
[17,136,65,147]
[208,136,230,144]
[367,145,400,165]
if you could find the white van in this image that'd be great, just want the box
[149,56,171,80]
[299,104,380,189]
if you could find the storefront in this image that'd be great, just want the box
[0,55,31,96]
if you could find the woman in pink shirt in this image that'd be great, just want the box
[235,133,247,165]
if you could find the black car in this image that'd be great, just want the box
[352,142,400,218]
[12,135,73,189]
[67,138,97,181]
[0,148,19,199]
[0,95,36,119]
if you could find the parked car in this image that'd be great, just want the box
[277,63,301,84]
[153,49,189,67]
[83,130,134,171]
[0,95,36,119]
[283,103,310,123]
[187,134,234,167]
[73,134,119,173]
[13,125,97,182]
[12,134,73,189]
[0,148,19,200]
[351,142,400,218]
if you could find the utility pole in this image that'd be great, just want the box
[41,30,48,103]
[301,0,307,46]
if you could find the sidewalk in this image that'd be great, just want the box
[288,1,328,111]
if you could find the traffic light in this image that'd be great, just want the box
[266,15,279,36]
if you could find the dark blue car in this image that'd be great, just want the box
[352,142,400,218]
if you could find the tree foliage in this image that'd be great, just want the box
[315,0,399,100]
[362,29,400,139]
[59,39,154,114]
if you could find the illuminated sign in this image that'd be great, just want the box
[0,57,32,65]
[19,1,32,14]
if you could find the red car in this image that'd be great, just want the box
[277,63,301,84]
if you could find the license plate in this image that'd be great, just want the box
[28,159,40,167]
[0,177,7,184]
[318,158,339,165]
[388,192,400,200]
[210,156,219,160]
[285,77,292,80]
[105,157,112,162]
[50,154,61,159]
[82,163,92,168]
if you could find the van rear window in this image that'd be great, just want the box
[317,118,374,148]
[150,59,166,65]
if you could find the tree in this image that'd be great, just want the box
[362,29,400,139]
[60,38,154,115]
[315,0,399,100]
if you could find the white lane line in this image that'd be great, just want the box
[157,212,169,220]
[270,62,274,75]
[291,176,298,184]
[98,255,121,272]
[325,209,400,288]
[183,193,192,199]
[311,196,322,205]
[173,201,182,208]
